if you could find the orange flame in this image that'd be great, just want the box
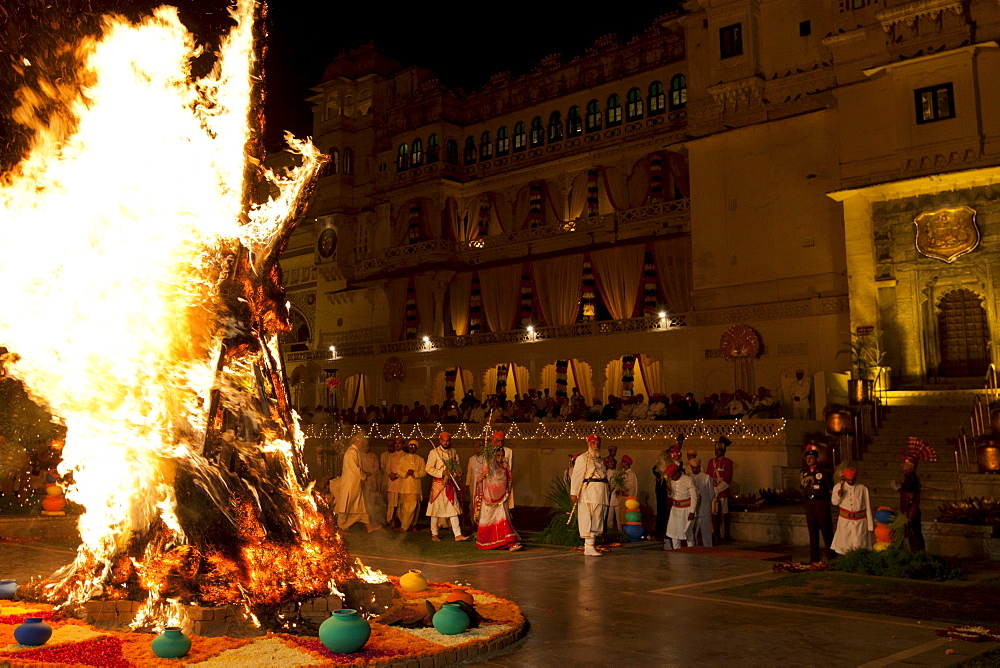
[0,0,381,628]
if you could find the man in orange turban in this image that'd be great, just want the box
[830,466,873,555]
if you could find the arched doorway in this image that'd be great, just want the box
[937,288,990,377]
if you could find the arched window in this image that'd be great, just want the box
[328,148,340,175]
[479,131,493,161]
[648,81,666,115]
[670,75,687,110]
[445,139,459,164]
[626,87,644,121]
[567,106,583,137]
[464,136,477,165]
[607,94,622,127]
[427,134,440,163]
[396,143,409,172]
[547,111,563,142]
[513,122,526,151]
[585,100,602,132]
[411,138,424,166]
[343,147,353,175]
[530,117,544,147]
[496,126,510,156]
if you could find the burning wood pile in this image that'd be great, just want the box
[0,0,388,634]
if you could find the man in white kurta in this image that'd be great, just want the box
[425,432,469,542]
[664,464,699,550]
[385,438,405,526]
[335,434,379,532]
[395,440,425,531]
[830,466,874,555]
[790,369,812,420]
[570,434,609,557]
[689,458,714,547]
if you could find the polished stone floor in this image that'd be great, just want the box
[1,539,993,667]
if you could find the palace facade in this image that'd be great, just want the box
[278,0,1000,418]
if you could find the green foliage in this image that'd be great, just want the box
[534,475,583,546]
[837,330,886,380]
[831,548,963,581]
[608,469,627,495]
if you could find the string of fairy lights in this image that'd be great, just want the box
[303,417,787,446]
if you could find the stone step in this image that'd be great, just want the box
[883,389,986,407]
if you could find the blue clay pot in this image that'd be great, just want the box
[14,618,52,646]
[151,627,192,658]
[432,602,470,636]
[319,609,371,653]
[623,523,645,541]
[0,579,18,600]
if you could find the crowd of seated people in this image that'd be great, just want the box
[298,385,781,426]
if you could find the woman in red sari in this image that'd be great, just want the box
[475,449,523,551]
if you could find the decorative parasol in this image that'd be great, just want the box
[903,437,937,462]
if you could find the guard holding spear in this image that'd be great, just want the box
[570,434,610,557]
[426,431,470,542]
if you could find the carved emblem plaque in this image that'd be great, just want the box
[914,206,979,263]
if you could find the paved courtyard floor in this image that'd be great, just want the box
[1,537,997,667]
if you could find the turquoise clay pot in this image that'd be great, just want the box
[0,579,18,600]
[432,602,470,636]
[151,627,192,658]
[14,618,52,647]
[319,609,371,653]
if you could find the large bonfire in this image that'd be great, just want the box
[0,0,379,630]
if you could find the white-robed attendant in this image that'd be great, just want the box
[334,434,381,533]
[425,432,469,542]
[570,434,610,557]
[688,458,714,547]
[831,466,874,555]
[663,464,698,550]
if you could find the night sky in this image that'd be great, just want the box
[0,1,682,158]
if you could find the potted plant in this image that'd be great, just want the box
[837,331,885,405]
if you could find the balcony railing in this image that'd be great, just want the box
[284,313,686,362]
[357,198,691,278]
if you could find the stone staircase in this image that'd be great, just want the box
[858,404,973,519]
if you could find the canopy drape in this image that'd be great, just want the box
[533,254,584,327]
[432,367,472,405]
[386,278,409,341]
[540,360,594,404]
[343,373,368,410]
[652,236,693,313]
[448,272,473,335]
[414,272,436,337]
[479,264,522,332]
[591,244,646,320]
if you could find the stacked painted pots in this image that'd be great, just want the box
[622,497,644,541]
[41,470,65,515]
[873,506,895,552]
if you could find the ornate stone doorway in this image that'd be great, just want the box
[937,288,990,378]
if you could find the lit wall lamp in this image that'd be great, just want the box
[329,345,337,359]
[422,335,432,350]
[658,311,668,330]
[526,325,535,342]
